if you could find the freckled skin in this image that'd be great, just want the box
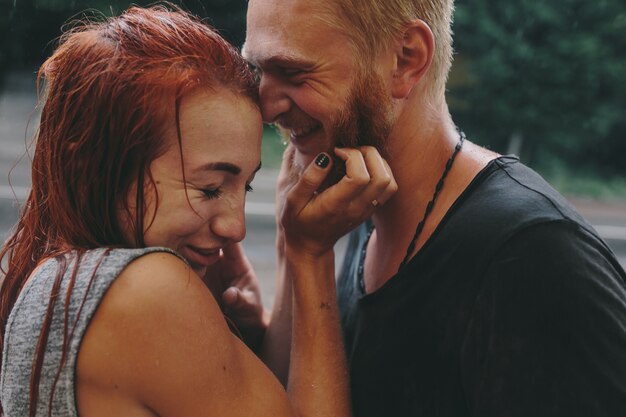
[133,88,262,277]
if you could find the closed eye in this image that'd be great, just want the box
[202,184,252,199]
[201,187,222,200]
[282,67,305,77]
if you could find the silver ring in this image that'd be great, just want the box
[371,199,379,207]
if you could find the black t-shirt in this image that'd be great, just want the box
[338,156,626,417]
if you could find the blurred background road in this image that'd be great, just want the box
[1,72,625,308]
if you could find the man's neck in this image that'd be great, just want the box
[360,98,498,293]
[372,100,459,242]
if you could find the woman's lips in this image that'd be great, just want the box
[184,245,220,268]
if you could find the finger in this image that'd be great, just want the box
[282,143,296,163]
[319,147,371,206]
[215,244,249,285]
[222,286,240,308]
[361,146,391,191]
[356,146,396,207]
[376,157,399,206]
[221,242,246,263]
[277,145,297,193]
[285,152,333,214]
[334,147,370,185]
[223,287,259,317]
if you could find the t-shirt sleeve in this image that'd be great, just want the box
[460,220,626,417]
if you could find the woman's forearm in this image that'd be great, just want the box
[285,249,351,417]
[259,238,293,385]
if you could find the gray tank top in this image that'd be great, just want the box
[1,246,180,416]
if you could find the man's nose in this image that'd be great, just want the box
[259,73,291,123]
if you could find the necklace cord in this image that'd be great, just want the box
[356,129,466,294]
[398,129,466,270]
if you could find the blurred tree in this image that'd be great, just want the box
[0,3,11,75]
[4,0,624,179]
[1,0,248,77]
[450,0,626,176]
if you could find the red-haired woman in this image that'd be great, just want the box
[0,5,396,417]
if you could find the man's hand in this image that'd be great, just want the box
[203,243,269,352]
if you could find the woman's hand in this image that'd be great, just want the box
[202,243,269,351]
[281,146,397,258]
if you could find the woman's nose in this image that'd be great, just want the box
[210,201,246,244]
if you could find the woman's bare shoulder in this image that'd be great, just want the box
[104,251,212,313]
[76,251,294,417]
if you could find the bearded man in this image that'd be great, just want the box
[242,0,626,415]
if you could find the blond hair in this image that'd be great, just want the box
[320,0,455,99]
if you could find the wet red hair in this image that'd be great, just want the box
[0,5,258,415]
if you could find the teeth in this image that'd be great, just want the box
[291,124,320,137]
[193,247,218,256]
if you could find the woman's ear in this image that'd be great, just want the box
[391,20,435,99]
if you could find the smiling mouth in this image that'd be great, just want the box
[288,123,322,141]
[185,245,220,267]
[191,246,218,256]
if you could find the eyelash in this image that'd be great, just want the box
[201,184,254,200]
[283,68,304,77]
[202,188,222,200]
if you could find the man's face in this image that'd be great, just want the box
[244,0,392,177]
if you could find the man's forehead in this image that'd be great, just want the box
[242,38,288,66]
[247,0,335,16]
[244,0,341,64]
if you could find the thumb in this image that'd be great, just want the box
[222,287,240,309]
[285,152,332,214]
[221,242,247,265]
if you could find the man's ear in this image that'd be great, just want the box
[391,20,435,99]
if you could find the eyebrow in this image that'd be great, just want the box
[245,50,316,70]
[195,161,262,176]
[266,55,316,69]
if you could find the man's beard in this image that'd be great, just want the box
[279,71,393,191]
[320,71,393,189]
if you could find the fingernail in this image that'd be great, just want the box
[315,153,330,169]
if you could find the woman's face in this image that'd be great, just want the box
[133,88,262,277]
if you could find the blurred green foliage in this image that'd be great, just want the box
[262,126,287,169]
[450,0,626,178]
[0,0,247,73]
